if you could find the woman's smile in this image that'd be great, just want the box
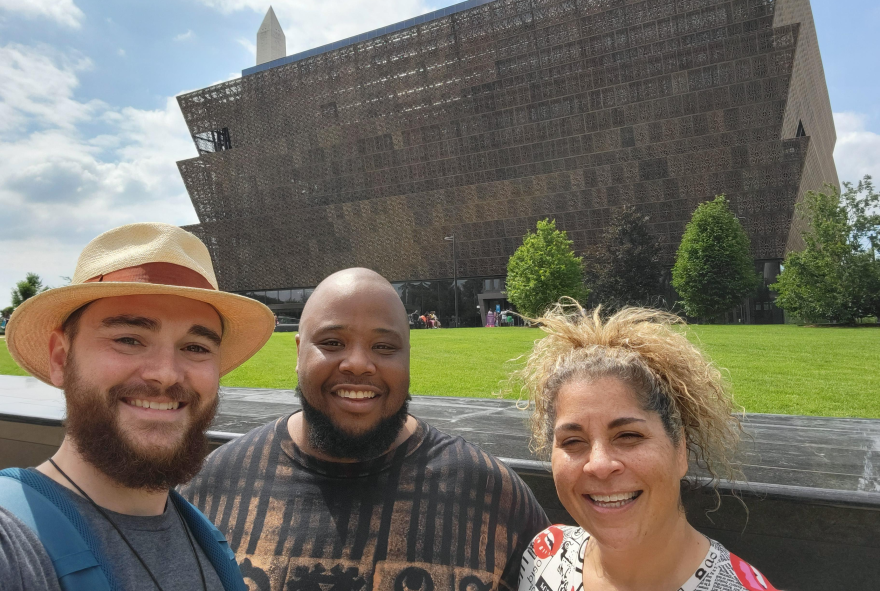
[583,490,642,510]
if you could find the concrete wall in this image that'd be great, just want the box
[4,432,876,590]
[0,419,64,471]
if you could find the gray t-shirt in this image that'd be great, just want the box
[0,506,62,591]
[0,471,225,590]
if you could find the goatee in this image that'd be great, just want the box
[296,387,410,461]
[62,353,218,492]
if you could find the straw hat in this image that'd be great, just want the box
[6,222,276,384]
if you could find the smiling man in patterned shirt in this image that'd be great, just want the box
[180,267,549,591]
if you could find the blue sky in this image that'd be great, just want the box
[1,0,879,306]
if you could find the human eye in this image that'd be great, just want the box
[319,339,344,348]
[616,431,645,442]
[557,437,586,449]
[114,336,143,347]
[183,343,213,354]
[373,342,399,353]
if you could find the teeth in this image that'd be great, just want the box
[589,491,638,505]
[126,399,180,410]
[337,390,377,400]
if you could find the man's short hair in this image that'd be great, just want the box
[61,302,93,343]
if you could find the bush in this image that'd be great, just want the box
[585,205,663,309]
[506,219,587,318]
[672,196,760,321]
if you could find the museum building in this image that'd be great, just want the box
[176,0,838,326]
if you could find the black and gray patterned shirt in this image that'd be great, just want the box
[181,414,550,591]
[518,525,778,591]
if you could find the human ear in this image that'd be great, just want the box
[676,430,689,480]
[294,333,301,373]
[47,329,70,388]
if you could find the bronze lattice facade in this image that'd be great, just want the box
[177,0,837,324]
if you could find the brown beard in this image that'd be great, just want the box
[62,353,219,492]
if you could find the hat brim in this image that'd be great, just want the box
[6,282,277,385]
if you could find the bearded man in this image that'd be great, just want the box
[0,223,275,591]
[180,268,549,591]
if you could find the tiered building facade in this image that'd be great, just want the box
[177,0,838,325]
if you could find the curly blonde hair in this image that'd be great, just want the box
[512,300,744,488]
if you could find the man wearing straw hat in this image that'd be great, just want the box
[0,223,275,591]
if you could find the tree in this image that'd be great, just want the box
[585,206,663,309]
[772,178,880,324]
[671,196,760,321]
[842,176,880,253]
[506,219,587,318]
[11,273,50,310]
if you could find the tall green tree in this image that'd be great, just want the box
[672,196,760,321]
[585,205,663,309]
[506,219,587,318]
[772,178,880,324]
[11,273,50,310]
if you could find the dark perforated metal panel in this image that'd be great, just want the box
[177,0,837,292]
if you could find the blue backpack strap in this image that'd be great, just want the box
[170,490,246,591]
[0,468,116,591]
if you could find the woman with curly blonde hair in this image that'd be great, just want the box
[515,302,777,591]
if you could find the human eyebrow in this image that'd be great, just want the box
[372,327,403,339]
[554,422,584,434]
[100,315,160,331]
[189,324,222,346]
[608,417,646,429]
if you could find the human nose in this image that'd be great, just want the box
[338,344,376,376]
[139,343,185,390]
[583,442,624,479]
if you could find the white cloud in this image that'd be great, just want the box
[833,112,880,185]
[198,0,431,56]
[0,0,85,28]
[0,44,101,133]
[0,42,199,307]
[117,48,125,57]
[236,37,256,57]
[174,29,195,42]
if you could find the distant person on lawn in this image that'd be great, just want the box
[0,223,276,590]
[515,302,778,591]
[180,267,549,591]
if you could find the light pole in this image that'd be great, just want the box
[444,233,459,328]
[736,215,751,324]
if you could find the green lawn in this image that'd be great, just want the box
[0,338,29,377]
[1,326,878,417]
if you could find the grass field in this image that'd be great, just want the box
[1,325,878,417]
[0,338,28,378]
